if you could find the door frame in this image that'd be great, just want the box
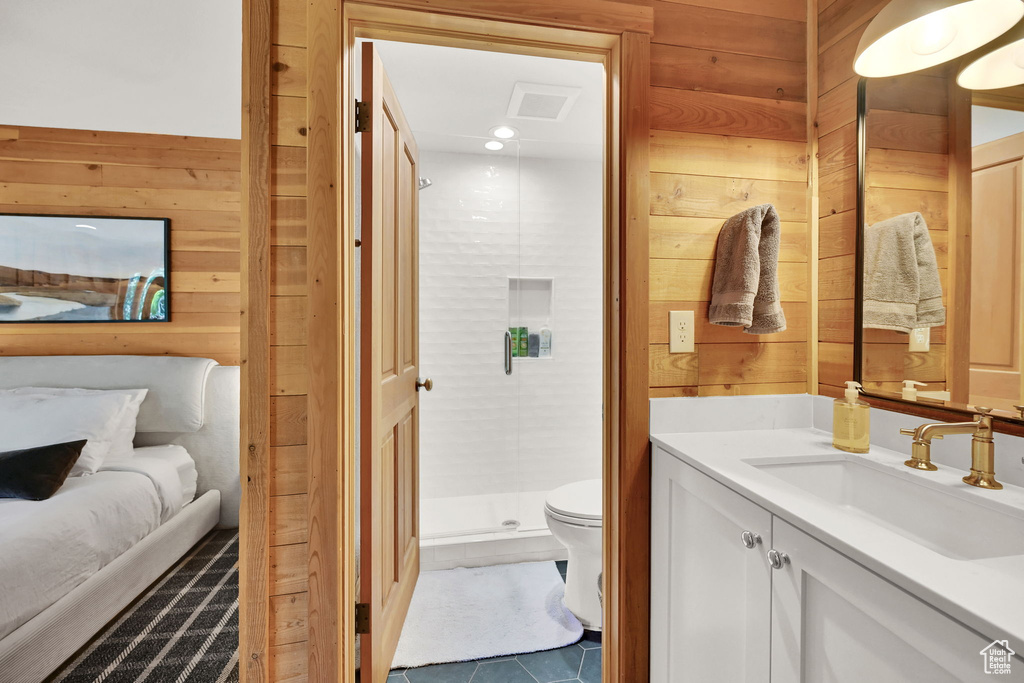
[240,1,650,680]
[341,5,649,682]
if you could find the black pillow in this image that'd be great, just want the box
[0,440,87,501]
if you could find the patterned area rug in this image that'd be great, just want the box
[52,530,240,683]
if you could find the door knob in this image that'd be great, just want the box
[767,549,790,569]
[416,377,433,392]
[741,531,762,549]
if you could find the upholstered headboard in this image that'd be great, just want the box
[0,355,240,527]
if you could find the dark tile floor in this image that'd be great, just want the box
[388,561,601,683]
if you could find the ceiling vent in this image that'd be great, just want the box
[506,82,582,122]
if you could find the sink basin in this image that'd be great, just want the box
[747,456,1024,560]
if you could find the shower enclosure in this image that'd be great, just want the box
[417,136,604,549]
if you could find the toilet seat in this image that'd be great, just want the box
[545,479,602,526]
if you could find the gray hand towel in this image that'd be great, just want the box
[863,211,945,334]
[709,204,787,334]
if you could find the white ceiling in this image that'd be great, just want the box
[369,40,605,160]
[0,0,241,139]
[973,105,1024,146]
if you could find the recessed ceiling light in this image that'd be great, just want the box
[484,140,504,151]
[75,224,97,230]
[491,126,518,139]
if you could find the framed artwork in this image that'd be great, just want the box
[0,213,170,323]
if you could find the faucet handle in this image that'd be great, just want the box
[974,406,993,419]
[1014,404,1024,419]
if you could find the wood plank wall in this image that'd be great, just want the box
[0,125,241,365]
[861,76,950,395]
[647,0,811,399]
[815,0,954,397]
[265,0,311,677]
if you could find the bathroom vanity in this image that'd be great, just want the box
[649,395,1024,682]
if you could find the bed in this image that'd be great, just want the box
[0,355,240,683]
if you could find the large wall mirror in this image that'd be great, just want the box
[856,71,1024,423]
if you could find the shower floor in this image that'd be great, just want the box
[421,490,550,539]
[420,490,568,571]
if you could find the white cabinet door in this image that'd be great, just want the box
[770,518,1023,683]
[651,447,773,683]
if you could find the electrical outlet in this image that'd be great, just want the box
[909,327,930,352]
[669,310,695,353]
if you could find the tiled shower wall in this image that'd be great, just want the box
[418,149,603,517]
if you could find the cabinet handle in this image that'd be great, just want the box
[767,549,790,569]
[741,530,762,549]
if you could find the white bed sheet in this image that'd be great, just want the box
[0,455,189,640]
[133,444,199,507]
[102,445,199,516]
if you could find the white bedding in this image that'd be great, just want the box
[103,445,199,517]
[0,450,195,640]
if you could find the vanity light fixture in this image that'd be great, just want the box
[491,125,518,139]
[853,0,1023,77]
[958,18,1024,88]
[484,140,504,151]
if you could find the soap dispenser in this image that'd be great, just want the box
[901,380,926,400]
[833,381,869,454]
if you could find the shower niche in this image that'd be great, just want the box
[509,277,553,359]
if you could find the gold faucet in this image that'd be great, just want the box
[900,407,1002,490]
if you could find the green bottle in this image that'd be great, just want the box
[518,326,529,357]
[509,327,519,357]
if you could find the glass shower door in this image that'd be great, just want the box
[417,136,522,539]
[511,140,605,532]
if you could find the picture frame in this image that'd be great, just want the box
[0,213,171,323]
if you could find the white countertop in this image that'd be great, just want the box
[651,426,1024,645]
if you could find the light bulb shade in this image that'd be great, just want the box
[958,17,1024,88]
[854,0,1023,77]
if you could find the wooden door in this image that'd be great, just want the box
[360,41,421,682]
[769,519,1001,682]
[970,150,1022,410]
[650,448,772,683]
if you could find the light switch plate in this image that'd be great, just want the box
[909,327,930,352]
[669,310,695,353]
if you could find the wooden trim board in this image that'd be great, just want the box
[807,0,820,394]
[306,0,348,680]
[946,82,971,405]
[608,30,651,683]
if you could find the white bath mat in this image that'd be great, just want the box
[391,560,583,669]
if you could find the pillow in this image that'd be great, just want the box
[0,393,131,476]
[0,440,87,500]
[1,387,148,461]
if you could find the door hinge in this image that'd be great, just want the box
[355,100,370,134]
[355,602,370,634]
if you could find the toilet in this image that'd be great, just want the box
[544,478,603,630]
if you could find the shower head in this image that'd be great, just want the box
[418,177,432,190]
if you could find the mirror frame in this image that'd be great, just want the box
[853,77,1024,433]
